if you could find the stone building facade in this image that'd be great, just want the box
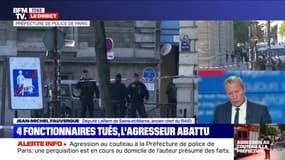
[0,21,161,123]
[174,21,198,118]
[198,21,234,68]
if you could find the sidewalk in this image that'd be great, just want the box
[239,149,285,160]
[199,62,249,70]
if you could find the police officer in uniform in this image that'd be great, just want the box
[166,80,177,117]
[111,73,128,117]
[77,69,99,118]
[127,73,149,118]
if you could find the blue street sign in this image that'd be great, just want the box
[181,35,190,52]
[143,67,156,83]
[13,69,39,97]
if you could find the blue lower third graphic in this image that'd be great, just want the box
[13,124,234,138]
[13,69,39,97]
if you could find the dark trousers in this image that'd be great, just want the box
[113,102,126,118]
[264,149,270,159]
[231,55,235,63]
[127,102,146,118]
[80,97,94,118]
[167,99,177,118]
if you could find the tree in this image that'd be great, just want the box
[278,124,285,135]
[256,22,264,42]
[260,125,278,137]
[94,21,113,117]
[234,21,250,44]
[234,21,265,44]
[260,124,267,136]
[279,21,285,41]
[267,126,277,136]
[271,24,278,44]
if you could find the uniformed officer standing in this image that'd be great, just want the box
[127,73,149,117]
[166,80,177,117]
[77,69,99,118]
[111,73,128,117]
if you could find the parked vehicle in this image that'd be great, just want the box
[257,44,285,70]
[32,80,102,118]
[61,80,102,117]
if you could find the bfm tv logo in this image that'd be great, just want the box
[13,8,59,20]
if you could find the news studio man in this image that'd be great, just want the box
[213,76,272,124]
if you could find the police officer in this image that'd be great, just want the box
[111,73,128,118]
[77,69,99,118]
[127,73,149,118]
[166,80,177,117]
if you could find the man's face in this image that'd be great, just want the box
[115,77,121,82]
[133,76,139,82]
[224,81,246,107]
[82,72,88,79]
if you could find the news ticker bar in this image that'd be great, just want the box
[13,20,90,27]
[12,118,233,138]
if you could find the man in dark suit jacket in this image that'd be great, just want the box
[213,100,272,124]
[213,76,272,124]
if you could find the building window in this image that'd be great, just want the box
[65,27,77,40]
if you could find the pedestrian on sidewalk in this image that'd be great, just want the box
[226,50,229,64]
[231,51,235,63]
[263,136,272,159]
[166,80,177,117]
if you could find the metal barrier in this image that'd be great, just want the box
[31,101,194,118]
[0,125,13,138]
[144,102,180,118]
[0,125,13,130]
[144,102,161,117]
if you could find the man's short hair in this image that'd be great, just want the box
[116,73,122,79]
[83,69,88,73]
[133,73,139,77]
[224,76,244,88]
